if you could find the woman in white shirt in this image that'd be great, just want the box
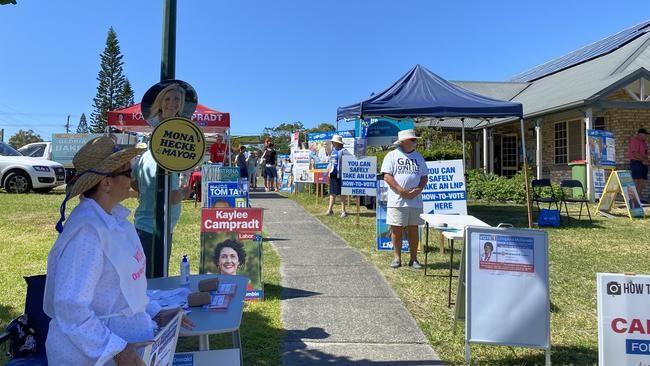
[44,137,192,366]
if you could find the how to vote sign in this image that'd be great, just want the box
[341,156,377,196]
[150,118,205,172]
[423,160,467,215]
[598,273,650,365]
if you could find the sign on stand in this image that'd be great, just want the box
[341,156,377,196]
[463,226,550,365]
[376,178,410,252]
[596,170,645,218]
[200,208,264,300]
[292,149,313,184]
[597,273,650,365]
[423,160,467,215]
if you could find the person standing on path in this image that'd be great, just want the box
[235,145,248,180]
[246,151,259,190]
[325,134,350,217]
[628,128,648,203]
[261,143,278,191]
[380,129,428,269]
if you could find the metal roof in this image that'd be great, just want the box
[509,20,650,82]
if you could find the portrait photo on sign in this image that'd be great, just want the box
[200,231,262,299]
[141,80,198,127]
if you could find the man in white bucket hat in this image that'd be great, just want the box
[325,134,351,217]
[380,129,428,269]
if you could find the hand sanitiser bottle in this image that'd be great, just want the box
[180,255,190,285]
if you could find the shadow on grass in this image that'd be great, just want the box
[0,304,21,328]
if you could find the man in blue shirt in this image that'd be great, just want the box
[131,150,190,278]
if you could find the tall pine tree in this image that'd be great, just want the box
[76,113,89,133]
[90,27,128,133]
[117,78,135,108]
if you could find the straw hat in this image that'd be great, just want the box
[55,136,146,233]
[393,129,420,145]
[330,134,344,145]
[66,136,146,199]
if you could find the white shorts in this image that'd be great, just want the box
[386,207,424,227]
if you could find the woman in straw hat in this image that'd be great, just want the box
[325,134,351,217]
[43,136,193,366]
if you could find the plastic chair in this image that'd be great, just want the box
[560,180,592,221]
[0,275,49,366]
[531,179,560,211]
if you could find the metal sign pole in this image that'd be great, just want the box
[154,0,177,278]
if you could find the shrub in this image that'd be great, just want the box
[466,168,535,203]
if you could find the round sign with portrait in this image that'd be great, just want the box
[150,118,206,172]
[141,80,198,127]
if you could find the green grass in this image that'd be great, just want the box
[288,191,650,365]
[0,191,281,365]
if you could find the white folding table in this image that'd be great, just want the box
[420,214,490,307]
[148,274,248,366]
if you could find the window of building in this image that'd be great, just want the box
[554,122,567,164]
[593,117,605,130]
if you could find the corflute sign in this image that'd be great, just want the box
[598,273,650,365]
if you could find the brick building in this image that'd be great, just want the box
[444,20,650,200]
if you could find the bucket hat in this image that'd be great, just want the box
[393,129,420,145]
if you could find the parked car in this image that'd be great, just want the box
[0,142,66,193]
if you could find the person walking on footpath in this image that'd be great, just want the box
[628,128,648,203]
[235,145,248,180]
[380,129,428,269]
[246,151,259,190]
[325,134,351,217]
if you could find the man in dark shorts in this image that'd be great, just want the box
[262,143,278,191]
[325,135,350,217]
[628,128,648,203]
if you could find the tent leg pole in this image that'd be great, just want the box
[520,118,533,228]
[461,118,466,172]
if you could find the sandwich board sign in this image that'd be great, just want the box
[597,273,650,365]
[462,226,550,365]
[595,170,644,218]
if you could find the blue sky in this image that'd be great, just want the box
[0,1,647,141]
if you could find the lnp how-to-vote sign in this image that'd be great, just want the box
[423,159,467,215]
[341,156,377,196]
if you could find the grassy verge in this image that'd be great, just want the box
[288,191,650,365]
[0,191,281,365]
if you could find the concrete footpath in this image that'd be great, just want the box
[249,191,442,366]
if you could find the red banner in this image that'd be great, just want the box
[201,208,263,232]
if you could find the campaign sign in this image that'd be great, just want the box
[597,273,650,365]
[422,160,467,215]
[593,168,607,199]
[51,133,102,166]
[354,117,414,147]
[465,227,549,362]
[376,179,409,251]
[307,130,355,168]
[477,234,534,273]
[201,208,263,232]
[292,149,314,183]
[588,129,616,167]
[618,171,644,217]
[142,312,182,366]
[200,231,263,300]
[206,181,248,208]
[341,156,377,196]
[150,118,206,172]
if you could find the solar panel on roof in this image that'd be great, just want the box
[509,20,650,82]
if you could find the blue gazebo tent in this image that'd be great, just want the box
[337,64,532,227]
